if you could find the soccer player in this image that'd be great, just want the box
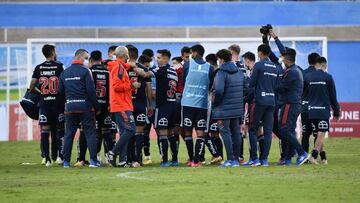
[181,46,191,63]
[106,46,140,168]
[181,44,216,167]
[29,44,64,167]
[134,49,179,167]
[212,49,244,167]
[89,51,114,165]
[229,44,247,73]
[244,44,278,167]
[58,49,100,168]
[301,53,321,153]
[127,47,153,167]
[305,57,340,165]
[276,48,310,166]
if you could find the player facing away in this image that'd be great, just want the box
[212,49,244,167]
[301,53,321,153]
[244,44,278,167]
[181,44,218,167]
[134,49,179,167]
[127,47,153,167]
[58,49,100,168]
[276,48,310,166]
[89,51,114,165]
[305,57,340,165]
[106,46,140,168]
[29,44,64,167]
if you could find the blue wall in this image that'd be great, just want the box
[0,2,359,28]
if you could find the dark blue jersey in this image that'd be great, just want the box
[128,63,151,106]
[58,62,99,113]
[249,58,278,106]
[89,64,109,112]
[301,66,317,113]
[277,64,303,105]
[151,64,178,106]
[235,60,250,106]
[32,60,64,107]
[304,69,340,119]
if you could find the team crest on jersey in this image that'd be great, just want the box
[183,118,192,127]
[197,119,206,128]
[210,123,218,131]
[39,114,47,123]
[104,116,112,125]
[158,118,168,126]
[318,121,329,130]
[137,114,146,122]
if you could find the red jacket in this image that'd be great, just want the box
[108,59,133,112]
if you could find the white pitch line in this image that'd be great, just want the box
[116,170,156,181]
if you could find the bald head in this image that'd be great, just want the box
[114,46,129,61]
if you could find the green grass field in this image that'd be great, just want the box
[0,138,360,203]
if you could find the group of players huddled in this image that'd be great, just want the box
[28,28,340,168]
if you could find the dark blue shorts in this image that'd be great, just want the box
[133,102,147,127]
[95,110,112,131]
[181,106,207,131]
[154,102,176,129]
[39,105,63,126]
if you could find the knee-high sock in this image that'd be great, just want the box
[41,129,50,161]
[194,137,205,163]
[77,130,87,162]
[212,136,223,158]
[205,133,218,157]
[184,136,194,162]
[135,133,144,163]
[168,135,178,162]
[50,126,58,161]
[159,136,169,163]
[57,128,64,160]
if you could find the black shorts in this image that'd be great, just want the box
[181,106,207,131]
[39,105,63,126]
[95,110,112,131]
[154,102,176,129]
[311,119,330,133]
[207,118,219,133]
[133,102,147,127]
[301,112,315,136]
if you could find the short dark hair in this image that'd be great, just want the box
[75,49,88,57]
[257,44,271,56]
[229,44,241,55]
[90,50,102,61]
[138,54,152,64]
[283,48,296,62]
[191,44,205,57]
[157,49,171,59]
[181,46,191,56]
[125,44,135,49]
[216,49,232,63]
[42,44,56,58]
[242,51,255,62]
[127,46,139,60]
[308,52,320,65]
[172,56,183,64]
[108,45,117,53]
[142,49,154,58]
[205,53,217,65]
[316,56,327,64]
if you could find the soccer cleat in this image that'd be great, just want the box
[143,156,153,165]
[191,162,203,168]
[308,157,319,165]
[160,161,172,167]
[322,159,328,165]
[131,162,141,168]
[105,151,117,167]
[243,159,261,167]
[118,161,131,168]
[261,159,269,167]
[89,159,101,168]
[63,160,70,168]
[209,156,223,165]
[45,160,51,167]
[56,157,64,165]
[231,160,240,167]
[41,158,46,165]
[220,160,232,167]
[170,160,180,167]
[296,152,310,166]
[187,161,193,167]
[74,161,85,167]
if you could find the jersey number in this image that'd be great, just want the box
[167,80,177,98]
[96,80,107,97]
[39,76,59,94]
